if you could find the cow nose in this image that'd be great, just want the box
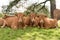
[19,19,22,23]
[31,18,35,22]
[40,20,44,23]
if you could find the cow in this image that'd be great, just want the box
[15,13,26,28]
[3,14,19,29]
[39,13,57,29]
[38,14,47,28]
[22,15,31,28]
[41,15,57,28]
[53,9,60,20]
[15,13,25,22]
[28,13,37,26]
[43,18,57,29]
[31,16,40,28]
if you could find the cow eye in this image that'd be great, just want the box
[37,15,39,17]
[44,15,47,17]
[15,14,17,16]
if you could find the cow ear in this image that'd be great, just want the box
[44,15,47,17]
[37,15,39,17]
[42,14,47,17]
[15,13,17,16]
[4,14,7,17]
[3,14,7,19]
[21,13,25,16]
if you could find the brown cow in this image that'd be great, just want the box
[15,13,25,28]
[39,14,57,29]
[31,16,40,28]
[38,14,47,28]
[3,15,19,29]
[54,9,60,20]
[28,13,36,26]
[43,18,57,29]
[15,13,25,22]
[22,15,31,28]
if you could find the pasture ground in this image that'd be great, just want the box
[0,27,60,40]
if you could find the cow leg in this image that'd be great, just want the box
[24,25,27,29]
[40,23,44,28]
[11,23,18,29]
[11,25,17,29]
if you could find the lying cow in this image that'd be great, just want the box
[43,18,57,29]
[15,13,25,22]
[15,13,26,28]
[31,16,40,28]
[22,15,31,28]
[38,14,47,28]
[39,14,57,29]
[3,14,19,29]
[28,13,37,26]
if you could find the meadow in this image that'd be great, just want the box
[0,27,60,40]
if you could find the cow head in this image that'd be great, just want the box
[38,14,47,24]
[28,13,36,23]
[15,13,25,23]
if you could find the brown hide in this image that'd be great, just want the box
[28,13,36,26]
[3,15,19,29]
[38,14,47,28]
[43,18,57,29]
[22,16,31,28]
[32,16,40,28]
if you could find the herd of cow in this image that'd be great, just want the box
[0,13,58,29]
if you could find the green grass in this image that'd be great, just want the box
[0,27,60,40]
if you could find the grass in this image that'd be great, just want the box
[0,27,60,40]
